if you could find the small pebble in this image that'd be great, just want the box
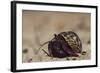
[72,58,77,60]
[28,58,32,62]
[87,40,90,44]
[23,48,28,53]
[66,57,70,60]
[82,51,86,55]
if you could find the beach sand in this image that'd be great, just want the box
[22,10,91,63]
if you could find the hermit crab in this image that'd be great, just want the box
[38,31,84,58]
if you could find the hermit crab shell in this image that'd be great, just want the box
[59,31,82,53]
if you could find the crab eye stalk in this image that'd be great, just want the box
[54,34,57,38]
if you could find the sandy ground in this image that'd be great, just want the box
[22,10,91,63]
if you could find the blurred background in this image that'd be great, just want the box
[22,10,91,63]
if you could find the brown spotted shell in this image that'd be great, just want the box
[59,31,82,53]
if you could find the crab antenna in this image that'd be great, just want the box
[36,41,49,53]
[42,49,50,56]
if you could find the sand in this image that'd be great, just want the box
[22,10,91,63]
